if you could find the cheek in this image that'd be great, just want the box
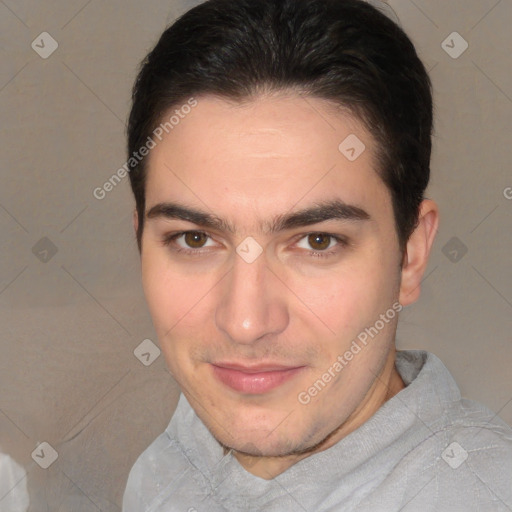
[141,249,206,333]
[141,254,211,377]
[288,258,392,337]
[141,251,170,321]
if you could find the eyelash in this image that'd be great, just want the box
[161,231,348,259]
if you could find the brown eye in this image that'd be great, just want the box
[184,231,209,248]
[307,233,332,251]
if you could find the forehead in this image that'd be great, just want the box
[144,93,391,230]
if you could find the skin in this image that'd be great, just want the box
[133,92,439,479]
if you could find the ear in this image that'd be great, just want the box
[132,208,139,234]
[399,199,439,306]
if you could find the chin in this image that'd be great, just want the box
[208,413,316,457]
[226,435,303,458]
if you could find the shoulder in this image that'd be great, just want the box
[122,431,203,511]
[438,403,512,501]
[401,398,512,510]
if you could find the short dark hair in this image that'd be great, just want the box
[127,0,433,254]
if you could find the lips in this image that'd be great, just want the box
[210,362,305,394]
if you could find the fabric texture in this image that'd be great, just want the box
[123,350,512,511]
[0,451,29,512]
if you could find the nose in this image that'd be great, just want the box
[215,248,289,345]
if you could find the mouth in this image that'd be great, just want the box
[210,362,306,394]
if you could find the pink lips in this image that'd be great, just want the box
[211,363,305,394]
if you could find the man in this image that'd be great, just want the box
[123,0,512,510]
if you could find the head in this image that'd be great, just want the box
[127,0,438,473]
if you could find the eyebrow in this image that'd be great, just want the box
[145,199,371,234]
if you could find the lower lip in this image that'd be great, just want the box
[211,365,305,394]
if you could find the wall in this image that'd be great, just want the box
[1,0,510,509]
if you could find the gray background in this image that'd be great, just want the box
[1,0,511,510]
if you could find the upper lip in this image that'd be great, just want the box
[211,362,305,373]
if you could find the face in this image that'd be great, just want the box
[139,93,404,459]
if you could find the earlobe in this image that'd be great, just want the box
[399,199,439,307]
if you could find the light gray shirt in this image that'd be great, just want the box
[123,350,512,511]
